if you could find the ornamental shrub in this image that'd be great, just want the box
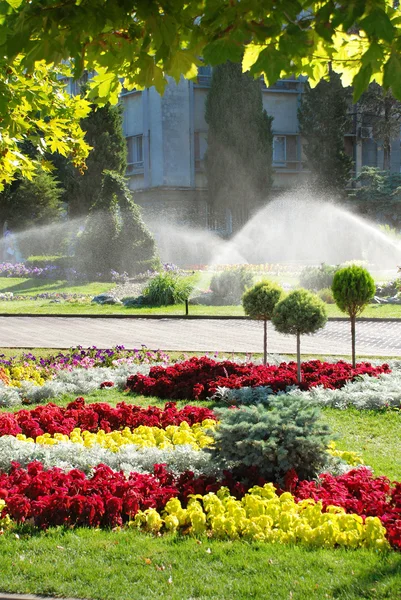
[299,263,338,290]
[331,265,376,367]
[142,272,194,306]
[242,280,283,364]
[210,400,331,482]
[210,267,253,305]
[272,289,327,383]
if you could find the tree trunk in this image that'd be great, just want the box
[297,331,301,384]
[263,319,267,365]
[383,138,391,171]
[351,315,356,368]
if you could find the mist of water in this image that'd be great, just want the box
[147,191,401,276]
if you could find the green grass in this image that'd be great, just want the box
[1,274,401,317]
[1,299,401,317]
[0,277,112,296]
[322,407,401,480]
[1,528,400,600]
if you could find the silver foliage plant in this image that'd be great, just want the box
[212,363,401,411]
[0,363,157,407]
[0,437,218,477]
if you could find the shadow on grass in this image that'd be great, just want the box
[331,556,401,598]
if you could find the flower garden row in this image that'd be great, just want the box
[0,348,400,551]
[0,400,399,550]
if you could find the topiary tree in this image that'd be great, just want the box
[272,289,327,383]
[75,171,159,278]
[242,280,283,365]
[331,265,376,367]
[210,400,331,482]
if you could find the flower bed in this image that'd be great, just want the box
[0,399,215,437]
[126,357,391,400]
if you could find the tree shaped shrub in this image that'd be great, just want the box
[272,289,327,383]
[331,265,375,367]
[210,400,331,482]
[242,280,283,364]
[76,171,159,277]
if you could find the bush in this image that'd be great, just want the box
[332,265,376,367]
[143,272,194,306]
[210,268,253,305]
[317,287,335,304]
[210,401,331,482]
[25,256,73,269]
[299,263,338,291]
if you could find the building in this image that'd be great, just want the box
[118,70,401,230]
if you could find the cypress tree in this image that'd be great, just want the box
[205,61,273,231]
[298,71,353,194]
[54,101,128,217]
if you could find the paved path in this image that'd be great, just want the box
[0,316,401,356]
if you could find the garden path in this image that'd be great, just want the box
[0,317,400,357]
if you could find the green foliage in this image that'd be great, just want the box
[4,2,401,190]
[298,71,353,192]
[242,280,282,320]
[331,265,376,317]
[299,264,338,291]
[75,172,159,277]
[142,272,193,306]
[25,256,72,269]
[0,60,90,190]
[0,170,65,257]
[211,400,331,482]
[210,268,253,305]
[0,170,63,230]
[272,289,328,336]
[347,167,401,227]
[205,61,273,228]
[57,102,128,218]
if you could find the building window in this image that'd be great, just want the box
[273,135,286,165]
[194,131,207,170]
[127,135,143,170]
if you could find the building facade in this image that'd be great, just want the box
[120,69,401,230]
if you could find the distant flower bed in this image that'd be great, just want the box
[0,345,168,375]
[0,262,129,283]
[126,357,391,400]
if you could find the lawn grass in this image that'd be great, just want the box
[1,297,401,317]
[0,277,112,296]
[1,274,401,316]
[0,527,400,600]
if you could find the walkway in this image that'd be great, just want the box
[0,316,400,356]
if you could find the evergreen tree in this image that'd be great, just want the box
[205,61,273,231]
[358,83,401,171]
[298,71,353,193]
[54,101,127,217]
[0,171,63,231]
[76,171,158,277]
